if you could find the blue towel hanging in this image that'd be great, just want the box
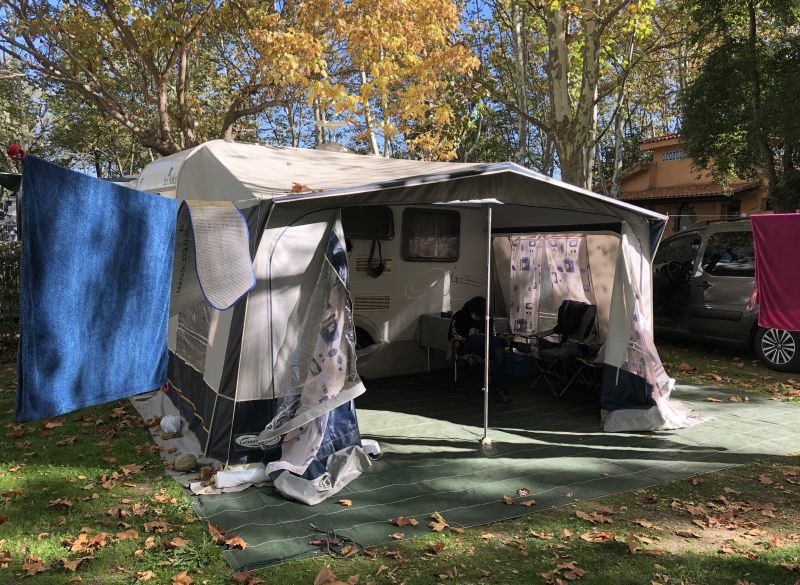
[16,156,180,422]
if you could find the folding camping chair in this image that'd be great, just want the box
[529,300,601,398]
[451,335,483,383]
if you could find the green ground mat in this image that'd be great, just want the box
[191,369,800,571]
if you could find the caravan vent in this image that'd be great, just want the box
[354,256,393,273]
[353,295,391,312]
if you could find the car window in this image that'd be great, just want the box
[653,234,701,273]
[701,231,755,277]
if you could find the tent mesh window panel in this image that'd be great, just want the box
[402,208,460,262]
[175,303,212,374]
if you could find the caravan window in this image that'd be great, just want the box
[402,208,460,262]
[341,206,394,240]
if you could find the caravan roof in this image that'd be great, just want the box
[136,139,666,240]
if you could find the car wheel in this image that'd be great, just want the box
[755,327,800,372]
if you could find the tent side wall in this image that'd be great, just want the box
[162,202,278,463]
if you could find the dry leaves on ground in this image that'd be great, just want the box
[579,531,615,543]
[60,557,91,572]
[392,516,418,527]
[21,556,48,576]
[116,529,139,541]
[541,561,587,584]
[314,565,360,585]
[575,510,613,524]
[172,570,193,585]
[429,512,449,532]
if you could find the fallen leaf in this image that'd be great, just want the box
[675,530,701,539]
[685,504,705,516]
[516,487,529,497]
[690,476,704,485]
[502,495,513,505]
[579,531,615,543]
[392,516,419,527]
[780,563,800,571]
[144,521,171,533]
[480,533,495,540]
[559,529,573,540]
[49,498,75,509]
[21,555,48,576]
[520,499,536,507]
[759,475,774,485]
[384,550,401,559]
[477,568,492,578]
[225,535,248,550]
[388,532,405,540]
[231,570,251,584]
[429,512,449,532]
[172,570,193,585]
[338,499,353,507]
[627,532,638,555]
[528,530,552,540]
[121,464,144,476]
[706,396,723,402]
[427,542,445,554]
[315,566,338,585]
[164,537,191,550]
[60,557,91,572]
[116,529,139,541]
[207,523,226,545]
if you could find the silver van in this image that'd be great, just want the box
[653,219,800,372]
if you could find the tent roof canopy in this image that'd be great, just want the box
[136,139,666,236]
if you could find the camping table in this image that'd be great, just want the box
[419,313,509,372]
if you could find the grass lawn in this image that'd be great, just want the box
[1,341,799,585]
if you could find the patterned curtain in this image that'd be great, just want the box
[509,235,595,335]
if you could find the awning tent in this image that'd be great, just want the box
[129,140,700,482]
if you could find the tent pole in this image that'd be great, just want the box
[481,206,492,445]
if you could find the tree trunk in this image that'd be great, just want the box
[177,45,196,149]
[747,0,778,195]
[360,70,381,156]
[93,149,103,178]
[540,131,555,176]
[314,98,324,146]
[511,1,528,164]
[609,99,625,198]
[543,0,602,190]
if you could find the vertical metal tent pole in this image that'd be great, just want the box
[481,206,492,445]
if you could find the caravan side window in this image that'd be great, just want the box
[402,208,460,262]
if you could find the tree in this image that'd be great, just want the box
[0,1,325,156]
[681,0,800,211]
[594,2,694,197]
[307,0,479,159]
[478,0,673,189]
[44,88,154,177]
